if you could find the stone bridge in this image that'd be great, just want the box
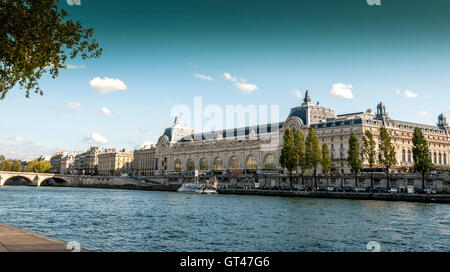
[0,171,146,188]
[0,171,71,187]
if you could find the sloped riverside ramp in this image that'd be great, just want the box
[0,222,81,252]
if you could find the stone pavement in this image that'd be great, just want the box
[0,222,73,252]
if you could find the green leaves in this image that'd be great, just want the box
[378,127,397,170]
[321,143,332,174]
[362,130,377,168]
[412,127,434,177]
[26,160,51,173]
[347,132,362,174]
[305,128,322,171]
[0,159,23,172]
[280,128,297,173]
[0,0,102,99]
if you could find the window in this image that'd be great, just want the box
[439,153,442,165]
[213,157,224,171]
[186,159,195,171]
[402,149,406,163]
[264,154,276,169]
[199,158,208,170]
[174,160,182,171]
[246,155,257,170]
[408,150,412,163]
[444,154,448,165]
[229,156,240,170]
[434,152,437,164]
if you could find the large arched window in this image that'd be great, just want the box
[434,152,437,164]
[199,158,208,170]
[213,157,223,171]
[263,154,276,169]
[174,159,182,171]
[229,156,240,170]
[444,154,448,165]
[402,149,406,163]
[246,155,257,170]
[186,159,195,171]
[408,150,412,163]
[439,153,442,165]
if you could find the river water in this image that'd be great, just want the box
[0,186,449,252]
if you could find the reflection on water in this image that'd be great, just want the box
[0,186,449,252]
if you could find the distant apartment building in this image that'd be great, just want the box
[50,152,66,174]
[132,145,156,176]
[98,149,134,176]
[73,147,116,175]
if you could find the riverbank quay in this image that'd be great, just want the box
[0,222,85,252]
[218,189,450,204]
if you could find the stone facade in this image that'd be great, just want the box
[73,147,115,175]
[98,150,134,176]
[149,90,450,175]
[132,145,156,176]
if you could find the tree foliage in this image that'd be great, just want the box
[0,0,102,99]
[347,132,362,186]
[280,128,298,188]
[26,160,51,173]
[0,159,23,172]
[321,143,332,176]
[378,127,397,187]
[362,130,377,187]
[294,129,306,183]
[412,127,434,188]
[305,128,322,187]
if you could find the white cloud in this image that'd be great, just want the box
[131,140,155,149]
[417,111,429,117]
[8,136,31,144]
[223,72,259,94]
[295,90,303,99]
[396,89,419,98]
[139,125,148,132]
[193,74,213,81]
[235,82,258,94]
[101,106,112,116]
[89,77,127,94]
[68,102,82,110]
[66,64,86,69]
[330,83,354,99]
[84,133,109,145]
[404,90,418,98]
[0,142,61,160]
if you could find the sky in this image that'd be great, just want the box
[1,0,450,159]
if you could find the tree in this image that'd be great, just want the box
[0,0,102,99]
[321,143,332,186]
[26,161,51,173]
[0,155,5,164]
[347,132,363,187]
[0,159,23,172]
[305,128,322,188]
[362,130,377,188]
[280,128,298,189]
[294,130,306,185]
[378,127,397,189]
[412,127,434,189]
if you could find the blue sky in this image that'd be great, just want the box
[1,0,450,159]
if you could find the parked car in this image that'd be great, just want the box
[354,187,366,192]
[343,187,354,192]
[336,187,344,192]
[294,185,306,191]
[388,188,399,193]
[326,186,335,192]
[415,188,426,194]
[318,186,328,192]
[424,189,438,194]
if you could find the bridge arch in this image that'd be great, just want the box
[40,177,70,186]
[2,176,34,186]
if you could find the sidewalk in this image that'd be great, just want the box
[0,222,73,252]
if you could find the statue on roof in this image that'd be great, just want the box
[304,90,312,104]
